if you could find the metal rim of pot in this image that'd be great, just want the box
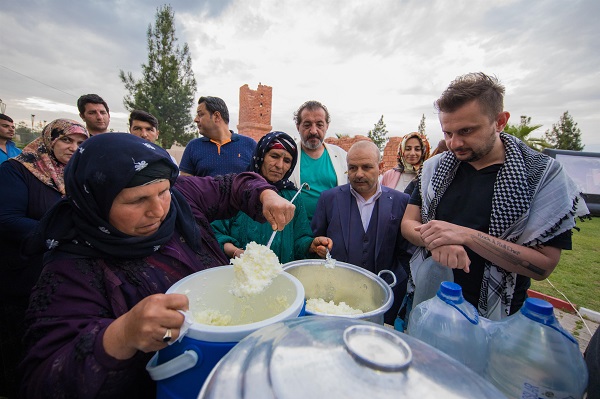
[282,259,396,321]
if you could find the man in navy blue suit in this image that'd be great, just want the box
[312,140,414,324]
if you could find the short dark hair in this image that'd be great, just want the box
[294,100,331,126]
[434,72,505,121]
[198,96,229,124]
[129,110,159,129]
[77,94,109,115]
[0,114,13,123]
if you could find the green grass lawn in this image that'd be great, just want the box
[530,216,600,312]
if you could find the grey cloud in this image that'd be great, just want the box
[2,0,599,150]
[1,0,232,125]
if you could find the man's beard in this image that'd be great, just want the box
[453,130,496,163]
[302,135,324,150]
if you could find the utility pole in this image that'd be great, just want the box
[31,114,35,132]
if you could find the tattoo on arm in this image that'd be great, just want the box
[518,261,545,276]
[470,233,545,277]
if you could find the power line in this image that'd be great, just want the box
[0,64,77,98]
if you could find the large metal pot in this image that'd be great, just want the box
[198,317,506,398]
[282,259,395,324]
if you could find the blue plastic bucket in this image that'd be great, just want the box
[146,265,305,399]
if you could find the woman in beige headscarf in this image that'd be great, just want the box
[0,119,89,397]
[382,132,430,193]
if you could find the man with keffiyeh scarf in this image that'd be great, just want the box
[401,72,588,322]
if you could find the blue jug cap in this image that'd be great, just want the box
[437,281,463,303]
[520,298,578,345]
[437,281,480,325]
[522,297,553,317]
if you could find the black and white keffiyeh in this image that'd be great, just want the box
[411,132,588,320]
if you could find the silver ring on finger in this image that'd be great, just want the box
[162,328,172,343]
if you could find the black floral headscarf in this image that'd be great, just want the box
[28,133,201,259]
[248,131,298,190]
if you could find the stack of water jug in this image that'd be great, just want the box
[406,280,589,399]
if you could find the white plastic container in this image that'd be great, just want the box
[408,281,488,375]
[146,265,305,399]
[486,298,588,399]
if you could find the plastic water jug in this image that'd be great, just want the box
[485,298,588,399]
[412,256,454,309]
[407,281,488,374]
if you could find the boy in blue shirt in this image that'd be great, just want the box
[0,114,20,163]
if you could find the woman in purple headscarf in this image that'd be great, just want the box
[212,131,332,262]
[18,133,296,398]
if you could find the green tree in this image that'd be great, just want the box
[367,115,388,152]
[15,121,38,147]
[119,5,197,148]
[417,114,426,135]
[504,115,550,152]
[544,111,584,151]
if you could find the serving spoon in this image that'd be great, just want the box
[266,182,309,248]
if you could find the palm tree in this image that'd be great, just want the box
[504,115,551,152]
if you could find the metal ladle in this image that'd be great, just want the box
[266,182,309,248]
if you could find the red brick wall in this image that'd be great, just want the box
[382,137,403,172]
[237,83,273,142]
[325,135,402,173]
[324,135,371,152]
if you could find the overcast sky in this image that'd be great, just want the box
[1,0,599,150]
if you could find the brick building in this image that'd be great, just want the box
[325,135,404,173]
[324,135,371,152]
[237,83,272,142]
[382,136,403,172]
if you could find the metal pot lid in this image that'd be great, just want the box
[199,317,506,399]
[342,325,412,371]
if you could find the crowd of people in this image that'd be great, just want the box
[0,72,595,398]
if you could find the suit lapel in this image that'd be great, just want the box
[339,186,353,255]
[375,188,394,264]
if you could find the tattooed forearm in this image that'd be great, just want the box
[518,261,545,276]
[472,233,521,256]
[470,233,545,277]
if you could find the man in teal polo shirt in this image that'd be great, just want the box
[0,114,20,164]
[180,96,256,177]
[289,100,347,222]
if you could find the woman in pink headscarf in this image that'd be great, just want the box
[382,132,430,193]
